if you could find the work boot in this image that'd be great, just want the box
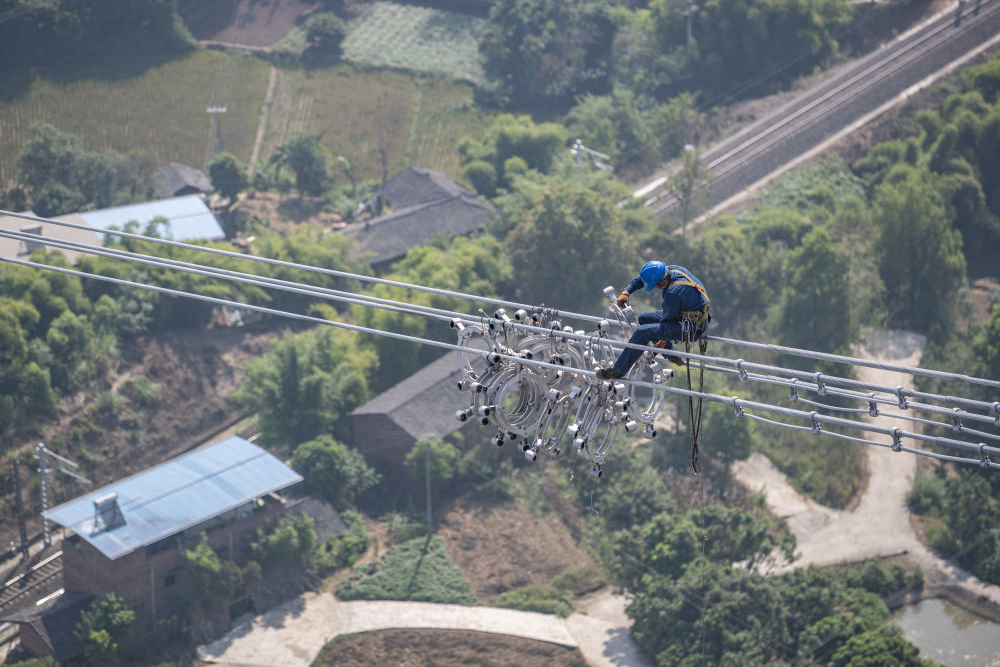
[666,354,685,367]
[596,368,624,380]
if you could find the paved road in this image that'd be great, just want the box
[733,329,1000,619]
[197,589,653,667]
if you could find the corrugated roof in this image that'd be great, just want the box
[43,436,302,560]
[78,194,225,242]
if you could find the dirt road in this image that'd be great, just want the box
[733,329,1000,619]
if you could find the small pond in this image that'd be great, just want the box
[892,598,1000,666]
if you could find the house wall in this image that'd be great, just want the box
[352,415,415,466]
[60,496,287,628]
[15,625,50,659]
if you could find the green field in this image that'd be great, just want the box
[0,46,494,189]
[260,65,494,183]
[343,2,486,83]
[0,50,269,185]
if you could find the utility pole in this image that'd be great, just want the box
[35,443,90,548]
[685,1,699,47]
[12,459,29,561]
[425,440,432,533]
[207,105,227,153]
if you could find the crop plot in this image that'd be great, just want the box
[343,2,486,82]
[0,51,269,184]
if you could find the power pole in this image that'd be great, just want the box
[35,443,90,548]
[12,459,29,561]
[685,1,699,47]
[207,105,228,154]
[425,440,432,533]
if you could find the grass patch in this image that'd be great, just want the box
[336,535,476,605]
[490,565,605,617]
[755,426,863,509]
[0,50,269,184]
[343,2,485,82]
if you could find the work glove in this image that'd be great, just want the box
[616,292,630,308]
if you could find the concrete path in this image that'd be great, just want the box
[733,329,1000,618]
[198,590,651,666]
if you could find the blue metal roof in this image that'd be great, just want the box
[78,195,225,242]
[43,436,302,560]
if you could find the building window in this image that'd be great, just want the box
[163,573,176,588]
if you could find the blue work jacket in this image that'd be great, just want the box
[624,265,709,320]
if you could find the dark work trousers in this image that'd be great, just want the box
[612,310,684,377]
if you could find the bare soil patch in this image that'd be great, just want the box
[230,191,347,235]
[317,628,587,667]
[436,496,595,601]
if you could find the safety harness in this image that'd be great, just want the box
[667,268,710,474]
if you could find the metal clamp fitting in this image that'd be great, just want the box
[891,427,902,452]
[789,379,799,402]
[980,443,992,469]
[895,386,909,410]
[868,393,879,417]
[951,407,962,432]
[810,411,821,435]
[732,397,744,418]
[735,359,748,382]
[814,372,826,396]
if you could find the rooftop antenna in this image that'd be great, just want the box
[36,443,91,548]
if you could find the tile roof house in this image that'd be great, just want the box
[152,162,214,199]
[350,348,484,465]
[341,168,493,272]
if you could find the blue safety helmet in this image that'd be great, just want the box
[639,260,667,291]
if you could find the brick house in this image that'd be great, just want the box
[350,349,486,467]
[2,436,302,660]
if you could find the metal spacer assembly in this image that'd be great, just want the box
[951,407,963,432]
[789,379,799,402]
[868,393,879,417]
[735,359,748,382]
[993,402,1000,427]
[813,372,826,396]
[891,427,902,452]
[895,386,909,410]
[980,443,992,469]
[732,397,744,418]
[810,411,821,435]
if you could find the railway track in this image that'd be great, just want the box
[645,0,1000,218]
[0,551,63,614]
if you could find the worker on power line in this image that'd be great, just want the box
[597,261,711,380]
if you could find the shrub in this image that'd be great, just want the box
[906,474,946,515]
[336,535,475,605]
[492,583,572,617]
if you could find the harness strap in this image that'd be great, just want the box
[685,336,709,475]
